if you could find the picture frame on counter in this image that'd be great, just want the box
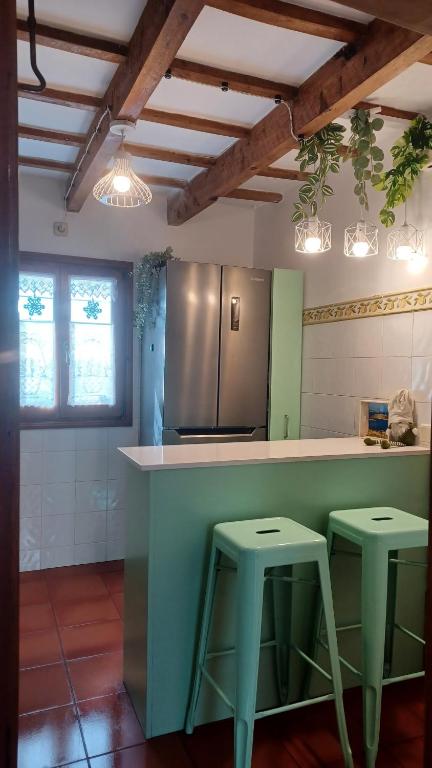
[359,399,389,439]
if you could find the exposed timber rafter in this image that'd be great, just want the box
[167,19,432,224]
[330,0,432,36]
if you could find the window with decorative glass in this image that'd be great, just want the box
[19,254,133,427]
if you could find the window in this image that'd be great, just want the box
[19,253,133,428]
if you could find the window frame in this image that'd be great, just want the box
[19,251,133,429]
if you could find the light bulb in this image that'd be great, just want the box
[407,252,428,274]
[304,236,322,253]
[112,174,131,193]
[395,244,413,261]
[352,240,370,258]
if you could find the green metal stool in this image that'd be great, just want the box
[186,517,354,768]
[313,506,428,768]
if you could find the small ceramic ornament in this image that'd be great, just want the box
[386,389,418,446]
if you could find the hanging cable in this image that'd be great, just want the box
[18,0,46,93]
[64,105,112,205]
[279,100,300,143]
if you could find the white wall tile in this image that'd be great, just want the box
[42,483,76,516]
[352,358,382,398]
[20,452,42,485]
[41,546,75,569]
[75,428,108,451]
[43,451,76,483]
[381,358,412,398]
[20,485,42,518]
[42,515,75,547]
[383,313,413,357]
[301,393,356,434]
[412,357,432,402]
[74,542,106,565]
[107,509,125,542]
[76,450,108,481]
[108,449,127,480]
[413,310,432,357]
[106,540,125,561]
[42,429,75,452]
[301,359,314,393]
[108,426,138,450]
[76,481,108,513]
[20,517,42,550]
[20,550,41,571]
[21,430,43,452]
[75,510,107,544]
[107,479,126,511]
[351,317,383,358]
[415,401,431,427]
[312,358,355,396]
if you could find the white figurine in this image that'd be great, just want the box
[386,388,418,446]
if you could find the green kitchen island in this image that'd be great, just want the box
[119,437,429,739]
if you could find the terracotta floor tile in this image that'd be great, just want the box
[47,573,109,603]
[18,705,86,768]
[89,736,193,767]
[69,652,125,701]
[20,603,56,633]
[19,578,49,606]
[102,571,124,595]
[79,692,145,757]
[112,592,124,618]
[19,662,72,715]
[384,737,424,767]
[54,595,120,627]
[60,620,123,660]
[19,627,63,669]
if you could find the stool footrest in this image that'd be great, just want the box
[318,638,362,678]
[395,623,425,646]
[206,639,276,661]
[291,644,332,682]
[254,692,336,721]
[388,558,427,568]
[200,667,235,713]
[382,670,425,686]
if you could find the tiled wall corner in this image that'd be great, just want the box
[19,425,138,571]
[301,310,432,439]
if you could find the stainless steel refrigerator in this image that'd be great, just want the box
[139,261,271,446]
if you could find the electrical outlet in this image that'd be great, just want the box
[53,221,68,237]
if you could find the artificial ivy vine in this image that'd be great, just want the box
[346,108,384,211]
[374,115,432,226]
[133,246,177,337]
[292,123,346,224]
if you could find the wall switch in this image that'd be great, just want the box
[53,221,68,237]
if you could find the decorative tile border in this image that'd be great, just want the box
[303,286,432,325]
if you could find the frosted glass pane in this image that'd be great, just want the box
[19,273,56,409]
[68,277,116,407]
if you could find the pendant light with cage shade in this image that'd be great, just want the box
[93,121,152,208]
[344,217,378,258]
[387,202,424,262]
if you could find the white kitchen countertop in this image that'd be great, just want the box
[118,437,428,472]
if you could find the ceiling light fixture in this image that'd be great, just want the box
[344,219,378,258]
[387,203,423,261]
[93,121,152,209]
[295,216,331,254]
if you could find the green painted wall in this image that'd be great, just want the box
[269,269,304,440]
[124,454,429,738]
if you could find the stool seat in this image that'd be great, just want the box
[329,507,428,550]
[215,517,325,565]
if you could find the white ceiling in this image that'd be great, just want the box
[16,0,432,208]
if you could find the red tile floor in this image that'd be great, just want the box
[19,562,425,768]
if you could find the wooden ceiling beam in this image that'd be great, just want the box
[167,19,432,224]
[18,156,281,201]
[139,107,250,138]
[16,18,128,63]
[355,101,418,121]
[207,0,365,42]
[18,85,102,110]
[65,0,204,212]
[329,1,432,36]
[18,124,309,179]
[169,58,297,100]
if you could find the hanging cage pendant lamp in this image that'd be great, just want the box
[344,219,378,258]
[387,203,423,261]
[295,216,331,254]
[93,121,152,208]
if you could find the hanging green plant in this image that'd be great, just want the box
[292,123,346,224]
[346,108,384,211]
[133,246,177,337]
[373,115,432,227]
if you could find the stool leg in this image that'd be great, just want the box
[361,544,389,768]
[384,550,398,679]
[234,558,264,768]
[185,543,221,735]
[271,565,292,705]
[317,552,354,768]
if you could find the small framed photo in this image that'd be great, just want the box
[359,399,389,438]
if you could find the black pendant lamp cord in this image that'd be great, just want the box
[18,0,46,93]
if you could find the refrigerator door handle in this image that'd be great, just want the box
[283,414,289,440]
[175,428,257,441]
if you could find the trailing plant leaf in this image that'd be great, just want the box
[291,122,346,222]
[133,247,178,337]
[346,108,384,214]
[374,114,432,226]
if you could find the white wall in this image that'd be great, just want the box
[254,145,432,438]
[19,171,256,570]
